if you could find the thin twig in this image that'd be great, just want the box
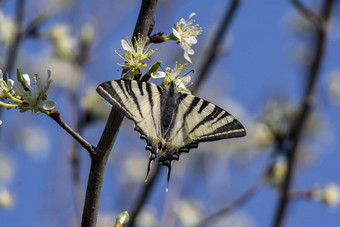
[80,1,158,226]
[21,13,47,37]
[290,0,326,30]
[69,31,92,221]
[127,164,161,227]
[194,170,265,227]
[4,0,25,80]
[289,190,313,200]
[272,1,336,227]
[192,0,242,94]
[48,108,95,154]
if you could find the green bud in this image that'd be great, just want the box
[115,211,129,225]
[16,68,30,91]
[16,68,23,83]
[146,61,162,75]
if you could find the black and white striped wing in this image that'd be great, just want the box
[96,80,163,160]
[175,93,246,143]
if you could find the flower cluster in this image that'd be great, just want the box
[0,69,55,116]
[115,36,155,78]
[166,13,202,63]
[115,13,201,93]
[151,63,192,94]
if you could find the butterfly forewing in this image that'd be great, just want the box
[176,93,246,143]
[97,80,163,148]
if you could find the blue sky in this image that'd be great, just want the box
[0,0,340,226]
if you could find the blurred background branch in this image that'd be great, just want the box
[272,0,336,226]
[192,0,241,94]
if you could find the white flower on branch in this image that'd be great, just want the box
[151,63,192,94]
[13,70,56,114]
[165,13,202,63]
[115,36,155,76]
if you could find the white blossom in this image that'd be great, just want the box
[50,24,77,59]
[13,71,56,113]
[0,186,13,208]
[0,69,15,98]
[151,63,192,94]
[321,183,340,207]
[115,36,155,73]
[0,11,17,46]
[172,13,202,63]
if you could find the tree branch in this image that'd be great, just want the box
[194,173,264,227]
[127,164,161,227]
[81,1,159,226]
[48,108,95,154]
[272,1,336,226]
[192,0,242,94]
[290,0,325,30]
[4,0,25,80]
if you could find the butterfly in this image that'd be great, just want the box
[97,79,246,189]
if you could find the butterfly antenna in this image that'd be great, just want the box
[183,69,194,77]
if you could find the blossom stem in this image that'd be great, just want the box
[3,90,23,103]
[0,101,18,108]
[162,34,177,41]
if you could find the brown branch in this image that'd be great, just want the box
[21,13,47,38]
[272,1,336,227]
[127,164,161,227]
[194,173,264,227]
[48,108,95,154]
[68,24,94,220]
[290,0,326,30]
[3,0,25,80]
[192,0,242,94]
[80,1,158,226]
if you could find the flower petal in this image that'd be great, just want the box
[22,74,31,86]
[172,28,181,40]
[183,36,197,45]
[183,51,192,63]
[13,82,26,96]
[188,13,196,19]
[38,100,56,110]
[179,75,191,86]
[121,39,133,52]
[151,71,166,79]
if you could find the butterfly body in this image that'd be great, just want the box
[97,79,246,186]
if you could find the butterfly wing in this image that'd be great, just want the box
[97,80,163,178]
[165,93,245,150]
[159,92,245,188]
[179,93,246,142]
